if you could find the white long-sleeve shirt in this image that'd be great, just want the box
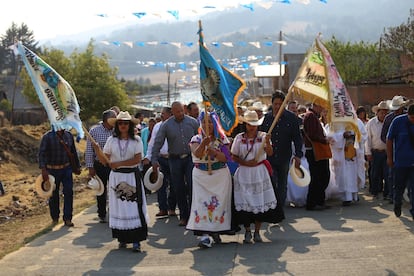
[145,121,168,160]
[365,116,386,155]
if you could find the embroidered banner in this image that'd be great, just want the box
[289,35,360,140]
[198,21,246,135]
[16,42,84,140]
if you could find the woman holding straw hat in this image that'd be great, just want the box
[187,111,237,248]
[104,111,149,253]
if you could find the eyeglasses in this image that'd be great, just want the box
[118,121,130,126]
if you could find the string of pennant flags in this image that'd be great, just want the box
[112,54,288,72]
[95,0,327,21]
[99,40,287,49]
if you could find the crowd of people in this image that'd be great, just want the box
[37,92,414,252]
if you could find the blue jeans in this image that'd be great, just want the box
[157,156,176,211]
[370,150,388,196]
[271,162,290,207]
[48,166,73,221]
[393,166,414,217]
[168,156,193,221]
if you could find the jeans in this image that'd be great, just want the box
[370,150,388,196]
[168,155,193,221]
[305,150,330,208]
[271,162,290,207]
[94,161,111,218]
[48,166,73,221]
[157,156,176,211]
[393,166,414,217]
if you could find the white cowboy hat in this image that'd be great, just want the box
[388,95,411,111]
[241,110,264,126]
[107,111,140,127]
[35,174,56,198]
[143,167,164,192]
[87,175,105,196]
[371,100,390,113]
[289,161,311,187]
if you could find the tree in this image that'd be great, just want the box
[381,9,414,83]
[382,9,414,59]
[0,22,39,75]
[69,40,130,123]
[324,36,398,85]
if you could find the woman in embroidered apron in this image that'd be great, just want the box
[187,111,235,248]
[104,111,149,252]
[231,110,280,244]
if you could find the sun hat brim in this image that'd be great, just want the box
[143,167,164,192]
[289,162,310,187]
[35,174,56,198]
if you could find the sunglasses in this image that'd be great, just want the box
[118,121,130,126]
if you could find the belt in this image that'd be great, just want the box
[46,162,70,170]
[160,154,169,159]
[194,162,227,171]
[169,153,189,159]
[372,149,386,152]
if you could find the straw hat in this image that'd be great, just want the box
[371,100,390,113]
[108,111,140,127]
[248,101,267,112]
[35,174,56,198]
[289,161,310,187]
[241,110,264,126]
[388,95,411,111]
[87,175,104,196]
[143,167,164,192]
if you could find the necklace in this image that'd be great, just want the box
[118,138,129,159]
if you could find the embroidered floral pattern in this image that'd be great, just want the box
[193,195,226,224]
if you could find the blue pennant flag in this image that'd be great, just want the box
[198,21,246,135]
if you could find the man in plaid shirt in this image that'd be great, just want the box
[85,109,117,223]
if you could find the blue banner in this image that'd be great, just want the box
[198,21,246,135]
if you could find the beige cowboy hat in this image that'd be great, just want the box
[371,100,390,113]
[143,167,164,192]
[289,160,311,187]
[87,175,105,196]
[108,111,140,127]
[241,110,264,126]
[388,95,411,111]
[248,101,267,112]
[35,174,56,198]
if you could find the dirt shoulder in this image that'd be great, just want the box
[0,124,95,259]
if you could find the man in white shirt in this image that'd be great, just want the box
[143,107,177,217]
[365,100,390,200]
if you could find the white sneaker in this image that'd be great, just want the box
[198,236,212,248]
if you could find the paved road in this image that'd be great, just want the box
[1,191,413,276]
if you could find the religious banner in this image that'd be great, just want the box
[289,35,360,140]
[16,42,84,140]
[198,21,246,135]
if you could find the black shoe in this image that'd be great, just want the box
[394,206,402,217]
[64,220,74,227]
[99,217,107,223]
[210,233,222,244]
[306,205,324,211]
[342,201,352,206]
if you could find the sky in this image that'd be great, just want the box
[0,0,267,41]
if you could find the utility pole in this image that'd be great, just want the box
[278,30,283,91]
[166,64,171,106]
